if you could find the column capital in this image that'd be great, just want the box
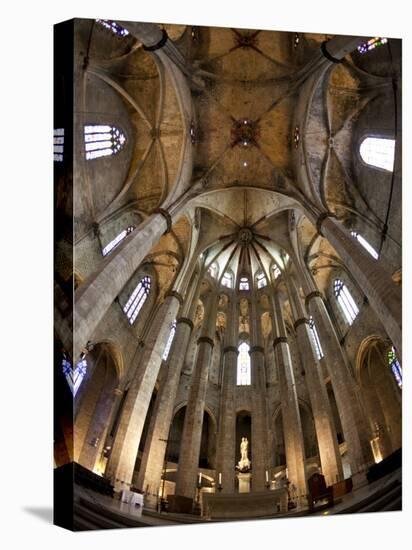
[316,211,337,237]
[197,336,214,348]
[293,317,310,331]
[153,207,172,234]
[249,345,264,354]
[320,41,343,64]
[176,317,194,331]
[305,290,324,308]
[142,28,168,51]
[223,345,238,355]
[165,290,183,305]
[273,336,288,348]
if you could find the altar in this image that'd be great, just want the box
[201,488,288,520]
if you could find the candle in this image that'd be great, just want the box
[265,470,269,483]
[218,472,222,485]
[285,468,288,478]
[198,472,202,484]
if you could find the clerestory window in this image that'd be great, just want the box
[359,137,395,172]
[84,125,126,160]
[334,279,359,325]
[237,342,251,385]
[350,231,379,260]
[163,320,177,361]
[239,277,250,291]
[62,352,87,397]
[102,226,135,256]
[388,346,402,389]
[123,276,151,325]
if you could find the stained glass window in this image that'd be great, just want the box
[54,128,64,162]
[96,19,129,36]
[222,272,233,288]
[334,279,359,325]
[359,137,395,172]
[309,316,324,360]
[239,277,250,291]
[256,272,267,289]
[273,265,281,280]
[237,342,251,385]
[102,225,135,256]
[350,231,379,260]
[62,353,87,397]
[357,37,387,54]
[163,320,177,361]
[208,262,218,279]
[388,346,402,389]
[84,125,126,160]
[123,276,151,324]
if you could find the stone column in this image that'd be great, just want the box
[135,275,203,508]
[215,295,238,494]
[106,291,182,491]
[73,210,171,361]
[271,290,308,501]
[174,291,219,501]
[319,214,402,360]
[285,273,343,486]
[249,295,270,491]
[298,262,374,479]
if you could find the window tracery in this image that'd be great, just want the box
[84,125,126,160]
[350,231,379,260]
[123,276,151,324]
[333,279,359,325]
[62,352,87,397]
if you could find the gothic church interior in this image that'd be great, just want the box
[54,19,402,529]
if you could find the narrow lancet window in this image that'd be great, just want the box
[222,272,233,288]
[359,137,395,172]
[95,19,129,36]
[334,279,359,325]
[62,352,87,397]
[237,342,251,385]
[123,276,151,324]
[163,320,177,361]
[309,316,324,360]
[239,277,250,291]
[357,37,387,54]
[102,226,135,256]
[256,272,267,289]
[388,346,402,389]
[84,125,126,160]
[208,262,218,279]
[351,231,379,259]
[54,128,64,162]
[273,265,281,280]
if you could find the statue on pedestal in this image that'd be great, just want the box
[237,437,251,472]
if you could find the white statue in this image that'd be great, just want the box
[237,437,251,471]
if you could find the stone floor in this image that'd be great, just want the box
[74,468,401,529]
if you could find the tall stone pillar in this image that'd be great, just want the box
[271,290,308,501]
[73,209,173,361]
[106,291,182,491]
[285,273,343,486]
[174,291,219,501]
[215,295,238,494]
[297,262,374,478]
[249,295,270,491]
[135,275,203,508]
[319,214,402,360]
